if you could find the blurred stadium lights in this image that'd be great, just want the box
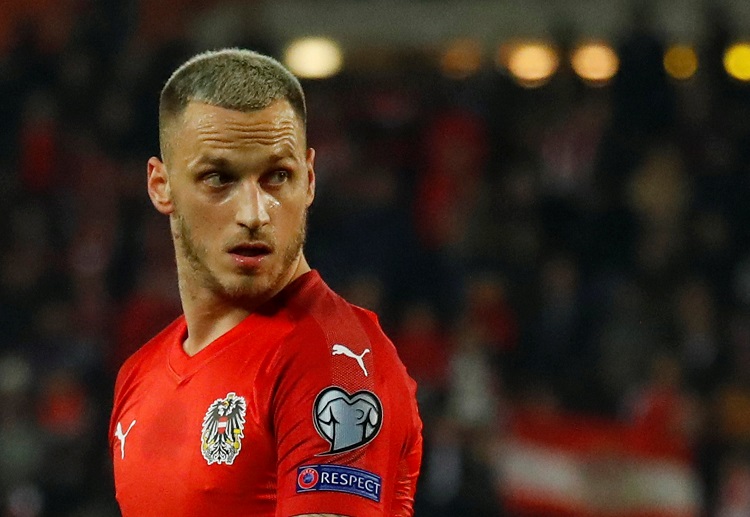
[499,41,560,88]
[664,44,699,80]
[261,1,750,86]
[277,33,750,87]
[283,37,343,79]
[440,38,484,79]
[570,41,619,85]
[723,42,750,81]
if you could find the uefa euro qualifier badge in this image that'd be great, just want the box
[201,392,247,465]
[313,387,382,454]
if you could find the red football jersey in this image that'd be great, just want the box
[110,271,422,516]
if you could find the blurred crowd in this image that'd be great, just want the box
[2,1,750,516]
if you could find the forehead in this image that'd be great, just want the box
[168,99,305,161]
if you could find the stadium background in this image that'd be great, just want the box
[2,0,750,515]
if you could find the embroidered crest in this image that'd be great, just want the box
[201,392,247,465]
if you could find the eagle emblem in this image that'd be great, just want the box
[201,392,247,465]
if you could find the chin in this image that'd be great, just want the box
[220,271,284,303]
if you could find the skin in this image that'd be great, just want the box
[147,99,316,356]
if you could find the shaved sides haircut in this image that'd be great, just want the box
[158,48,307,160]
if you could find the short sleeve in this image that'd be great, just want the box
[271,316,420,517]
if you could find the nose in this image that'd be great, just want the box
[236,180,272,229]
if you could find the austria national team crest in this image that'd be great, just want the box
[201,392,247,465]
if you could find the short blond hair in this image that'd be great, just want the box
[158,48,307,158]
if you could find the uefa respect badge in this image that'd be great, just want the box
[296,464,382,502]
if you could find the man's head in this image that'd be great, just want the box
[147,48,316,310]
[159,48,307,164]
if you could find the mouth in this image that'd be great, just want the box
[228,242,272,257]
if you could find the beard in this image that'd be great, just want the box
[172,210,307,305]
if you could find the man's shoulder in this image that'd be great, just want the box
[279,277,407,382]
[292,273,384,332]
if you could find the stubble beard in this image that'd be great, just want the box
[173,211,308,306]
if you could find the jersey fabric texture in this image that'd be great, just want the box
[110,270,422,517]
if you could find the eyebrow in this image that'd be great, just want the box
[194,155,230,168]
[188,155,235,175]
[191,152,297,173]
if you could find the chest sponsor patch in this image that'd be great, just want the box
[313,386,382,454]
[201,392,247,465]
[296,464,382,502]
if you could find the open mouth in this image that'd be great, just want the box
[229,243,272,257]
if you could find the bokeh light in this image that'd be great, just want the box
[664,44,698,80]
[724,42,750,81]
[571,41,619,85]
[499,41,559,88]
[283,37,343,79]
[440,38,483,79]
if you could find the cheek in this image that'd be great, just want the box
[276,201,307,228]
[177,200,229,239]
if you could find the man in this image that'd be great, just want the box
[109,48,422,517]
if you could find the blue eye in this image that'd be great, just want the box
[265,170,290,186]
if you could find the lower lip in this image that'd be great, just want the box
[230,252,269,270]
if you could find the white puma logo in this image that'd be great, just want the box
[332,344,371,376]
[114,420,136,459]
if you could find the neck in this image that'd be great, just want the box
[180,295,252,357]
[177,254,311,356]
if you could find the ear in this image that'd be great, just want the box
[147,156,175,215]
[305,147,316,208]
